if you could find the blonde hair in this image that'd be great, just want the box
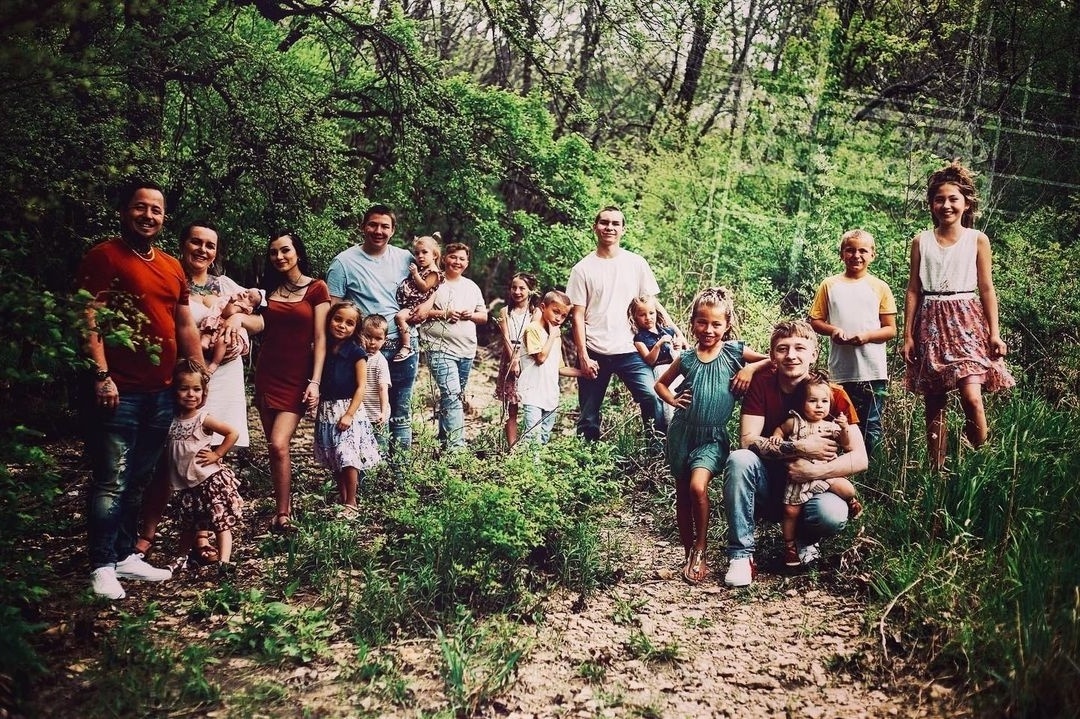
[839,228,874,252]
[769,319,818,351]
[927,160,978,228]
[627,295,674,332]
[689,287,739,340]
[541,289,572,308]
[413,232,443,265]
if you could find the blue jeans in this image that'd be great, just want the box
[841,380,887,455]
[381,339,419,451]
[576,352,665,441]
[723,448,849,559]
[86,389,174,569]
[521,404,558,446]
[427,350,474,449]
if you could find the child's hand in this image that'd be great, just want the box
[989,335,1008,358]
[832,329,850,344]
[731,366,754,394]
[835,413,849,430]
[510,357,520,376]
[409,262,420,278]
[336,413,354,432]
[195,448,220,466]
[674,384,693,408]
[901,336,917,365]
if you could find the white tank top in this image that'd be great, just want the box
[918,228,978,295]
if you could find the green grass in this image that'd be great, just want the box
[867,391,1080,716]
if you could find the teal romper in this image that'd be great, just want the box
[665,341,746,480]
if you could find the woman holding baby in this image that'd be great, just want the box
[134,221,264,564]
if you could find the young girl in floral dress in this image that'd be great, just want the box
[902,161,1015,469]
[314,302,382,515]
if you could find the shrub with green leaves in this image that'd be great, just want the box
[213,589,335,665]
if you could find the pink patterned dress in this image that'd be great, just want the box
[905,228,1015,395]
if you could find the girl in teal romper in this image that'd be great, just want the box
[655,287,769,584]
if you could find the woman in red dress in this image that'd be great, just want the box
[255,231,330,534]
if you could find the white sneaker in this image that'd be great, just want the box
[115,552,172,582]
[724,556,756,587]
[798,542,821,565]
[91,566,126,599]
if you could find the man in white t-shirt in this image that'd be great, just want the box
[567,207,668,440]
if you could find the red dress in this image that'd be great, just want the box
[255,280,330,412]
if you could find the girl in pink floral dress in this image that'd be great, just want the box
[902,161,1015,469]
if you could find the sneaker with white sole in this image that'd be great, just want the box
[115,552,172,581]
[797,542,821,566]
[724,556,756,587]
[91,566,126,599]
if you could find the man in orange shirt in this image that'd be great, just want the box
[78,179,200,599]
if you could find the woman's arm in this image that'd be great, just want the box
[303,300,330,412]
[901,237,923,365]
[976,232,1007,358]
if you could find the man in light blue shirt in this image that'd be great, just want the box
[328,205,427,450]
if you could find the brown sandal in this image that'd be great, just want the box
[682,547,708,584]
[270,513,299,536]
[188,543,219,566]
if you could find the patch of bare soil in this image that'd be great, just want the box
[23,352,959,718]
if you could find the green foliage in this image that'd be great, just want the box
[436,613,529,716]
[212,589,335,665]
[992,204,1080,401]
[867,394,1080,716]
[379,438,620,614]
[92,606,220,716]
[624,629,681,664]
[342,644,413,707]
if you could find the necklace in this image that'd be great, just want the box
[123,240,155,262]
[508,307,528,342]
[189,275,221,296]
[278,276,311,296]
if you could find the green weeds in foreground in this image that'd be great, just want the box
[869,392,1080,716]
[437,613,530,716]
[88,605,219,716]
[212,589,335,664]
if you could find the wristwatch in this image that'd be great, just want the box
[94,368,110,381]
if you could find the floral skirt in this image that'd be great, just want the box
[905,297,1016,395]
[494,352,521,404]
[314,399,382,472]
[175,467,243,532]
